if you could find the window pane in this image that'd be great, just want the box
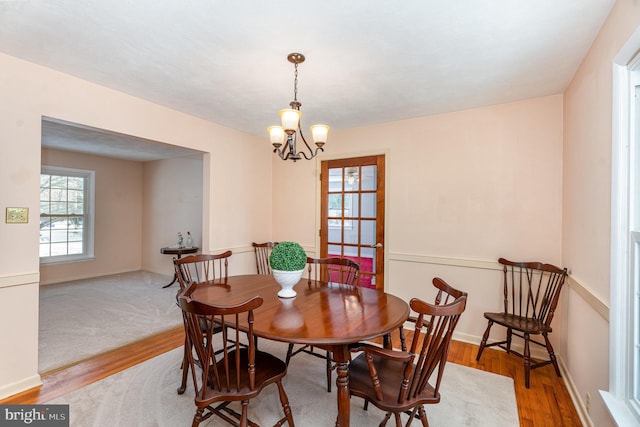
[68,189,84,204]
[50,242,69,256]
[361,165,377,191]
[344,167,359,191]
[361,220,376,246]
[328,193,342,217]
[362,193,376,218]
[328,224,342,243]
[344,220,359,244]
[328,244,342,257]
[68,177,84,190]
[50,175,66,188]
[68,202,84,215]
[344,193,358,218]
[50,188,66,202]
[328,168,342,192]
[361,247,376,273]
[39,244,50,257]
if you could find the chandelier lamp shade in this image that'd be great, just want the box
[268,53,329,162]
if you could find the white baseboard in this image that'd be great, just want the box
[0,374,42,400]
[559,356,593,427]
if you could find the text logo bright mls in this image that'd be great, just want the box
[0,405,69,426]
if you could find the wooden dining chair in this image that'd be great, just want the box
[173,250,232,394]
[177,284,295,427]
[475,257,567,388]
[398,277,468,351]
[348,294,467,427]
[252,241,278,275]
[285,256,360,392]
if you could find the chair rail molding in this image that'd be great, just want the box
[0,272,40,289]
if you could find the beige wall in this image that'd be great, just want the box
[273,94,564,348]
[563,1,640,425]
[142,155,203,276]
[0,52,271,399]
[40,148,144,284]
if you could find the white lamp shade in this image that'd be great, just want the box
[279,109,302,131]
[268,126,285,144]
[310,124,330,143]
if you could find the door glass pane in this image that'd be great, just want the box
[344,167,359,191]
[328,223,342,243]
[361,247,376,273]
[344,220,359,244]
[328,193,342,218]
[344,193,359,218]
[329,168,342,192]
[361,220,376,246]
[328,244,342,257]
[361,193,376,218]
[361,165,377,191]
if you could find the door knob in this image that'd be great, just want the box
[369,243,383,249]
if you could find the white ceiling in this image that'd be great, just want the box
[0,1,615,161]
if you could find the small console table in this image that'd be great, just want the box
[160,246,199,288]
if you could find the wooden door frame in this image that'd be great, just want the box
[314,150,390,290]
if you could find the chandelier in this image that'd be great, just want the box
[268,53,329,162]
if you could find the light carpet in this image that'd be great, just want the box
[39,271,182,373]
[48,339,519,426]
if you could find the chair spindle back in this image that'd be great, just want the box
[307,256,360,286]
[178,286,262,397]
[403,295,467,402]
[174,251,232,290]
[252,242,278,275]
[499,257,567,328]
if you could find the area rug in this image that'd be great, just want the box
[48,339,519,426]
[39,271,182,373]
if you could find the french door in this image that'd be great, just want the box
[320,155,385,290]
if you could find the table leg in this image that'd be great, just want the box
[332,345,350,427]
[162,273,178,288]
[162,253,182,288]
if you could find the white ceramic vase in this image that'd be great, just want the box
[272,269,304,298]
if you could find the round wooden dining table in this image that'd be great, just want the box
[187,274,410,427]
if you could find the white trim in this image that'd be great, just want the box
[605,25,640,425]
[0,273,39,289]
[388,252,500,271]
[562,357,595,427]
[0,375,42,401]
[600,391,639,427]
[566,276,610,321]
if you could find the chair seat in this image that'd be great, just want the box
[483,311,551,335]
[348,352,439,414]
[196,348,288,404]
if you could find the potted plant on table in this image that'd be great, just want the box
[269,241,307,298]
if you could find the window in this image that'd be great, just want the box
[40,166,95,264]
[604,37,640,425]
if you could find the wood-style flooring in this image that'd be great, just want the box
[1,326,582,426]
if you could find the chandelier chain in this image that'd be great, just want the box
[293,62,299,103]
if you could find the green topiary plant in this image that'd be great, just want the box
[269,241,307,271]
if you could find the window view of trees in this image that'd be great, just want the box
[40,172,86,258]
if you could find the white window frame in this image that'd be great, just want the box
[601,28,640,425]
[40,165,95,264]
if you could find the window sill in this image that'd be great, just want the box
[599,390,640,426]
[40,255,96,265]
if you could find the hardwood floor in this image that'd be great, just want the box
[1,327,581,426]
